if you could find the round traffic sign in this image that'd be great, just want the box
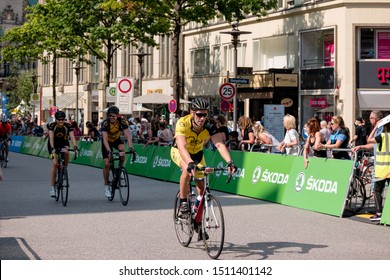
[118,78,132,94]
[219,83,235,100]
[169,99,177,113]
[220,100,231,112]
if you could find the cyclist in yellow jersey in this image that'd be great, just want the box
[101,106,134,198]
[171,98,237,224]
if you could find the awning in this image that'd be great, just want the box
[357,90,390,110]
[32,92,84,110]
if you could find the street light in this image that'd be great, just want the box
[130,46,152,97]
[72,60,85,124]
[220,22,251,131]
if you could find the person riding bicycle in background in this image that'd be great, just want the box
[170,98,237,220]
[0,115,12,162]
[47,111,78,197]
[101,105,134,198]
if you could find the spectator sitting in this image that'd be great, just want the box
[86,121,101,141]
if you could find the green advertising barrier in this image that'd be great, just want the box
[38,138,50,158]
[19,136,40,155]
[125,144,153,177]
[145,145,177,181]
[380,186,390,225]
[282,157,353,217]
[210,151,293,204]
[72,141,98,166]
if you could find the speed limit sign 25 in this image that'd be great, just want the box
[219,83,236,100]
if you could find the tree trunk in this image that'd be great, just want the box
[52,53,57,107]
[172,19,182,109]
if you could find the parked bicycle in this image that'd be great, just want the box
[53,148,77,207]
[107,150,136,206]
[173,165,232,259]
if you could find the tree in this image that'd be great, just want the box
[143,0,278,107]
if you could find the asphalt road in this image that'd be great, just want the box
[1,152,390,260]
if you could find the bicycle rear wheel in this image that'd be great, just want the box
[0,148,6,168]
[345,175,366,214]
[362,162,375,205]
[60,167,69,206]
[201,194,225,259]
[118,167,129,206]
[173,191,193,247]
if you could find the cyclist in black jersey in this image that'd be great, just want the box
[101,106,134,198]
[47,111,78,197]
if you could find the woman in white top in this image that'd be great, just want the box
[277,114,299,155]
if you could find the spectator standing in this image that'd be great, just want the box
[303,118,327,168]
[320,120,331,142]
[71,121,82,140]
[252,122,279,153]
[238,116,255,151]
[320,115,350,160]
[277,114,299,155]
[86,121,101,141]
[215,115,230,144]
[225,131,240,151]
[366,118,390,222]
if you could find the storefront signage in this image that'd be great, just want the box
[357,61,390,88]
[310,98,328,108]
[377,31,390,59]
[274,74,298,87]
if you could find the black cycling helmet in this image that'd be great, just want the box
[190,98,210,111]
[55,111,66,120]
[107,105,119,115]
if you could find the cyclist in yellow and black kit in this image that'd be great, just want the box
[47,111,78,197]
[101,105,134,198]
[170,98,237,228]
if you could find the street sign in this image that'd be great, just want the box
[228,78,250,84]
[219,83,235,100]
[116,77,134,114]
[220,100,231,112]
[169,99,177,113]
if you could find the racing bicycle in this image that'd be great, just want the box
[107,150,136,206]
[53,148,77,207]
[0,138,10,168]
[173,165,232,259]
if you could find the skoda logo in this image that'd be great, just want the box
[252,166,262,184]
[215,161,224,177]
[295,172,305,192]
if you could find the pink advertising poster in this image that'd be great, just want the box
[377,31,390,59]
[324,33,334,67]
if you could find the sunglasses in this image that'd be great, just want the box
[57,119,65,121]
[195,113,208,118]
[109,114,117,118]
[330,123,335,125]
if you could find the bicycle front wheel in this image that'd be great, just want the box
[345,175,366,214]
[108,168,116,201]
[118,167,130,206]
[60,166,69,207]
[173,191,193,247]
[0,148,6,168]
[201,194,225,259]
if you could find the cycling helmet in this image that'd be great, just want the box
[1,115,7,123]
[107,105,119,115]
[190,98,210,111]
[55,111,66,120]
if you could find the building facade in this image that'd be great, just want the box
[36,0,390,134]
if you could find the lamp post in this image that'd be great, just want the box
[130,46,151,115]
[220,22,251,131]
[72,60,85,124]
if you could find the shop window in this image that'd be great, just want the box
[301,95,334,124]
[360,29,375,59]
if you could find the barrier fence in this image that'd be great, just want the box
[9,135,389,225]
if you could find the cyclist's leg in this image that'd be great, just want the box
[117,143,125,165]
[195,156,207,196]
[50,152,58,197]
[171,147,191,214]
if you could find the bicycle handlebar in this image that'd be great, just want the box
[192,166,233,184]
[110,150,137,162]
[54,147,78,160]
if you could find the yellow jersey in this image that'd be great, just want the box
[174,114,218,154]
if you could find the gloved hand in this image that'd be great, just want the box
[227,161,237,174]
[187,161,197,174]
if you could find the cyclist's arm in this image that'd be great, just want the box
[211,133,233,163]
[102,131,111,152]
[68,131,77,148]
[49,130,55,152]
[123,128,134,149]
[176,134,194,166]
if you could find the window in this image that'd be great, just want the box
[253,35,297,71]
[159,35,171,77]
[144,45,154,78]
[90,56,100,83]
[300,28,335,90]
[65,59,73,84]
[191,48,210,75]
[212,46,221,74]
[222,43,247,73]
[301,29,334,68]
[43,57,50,86]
